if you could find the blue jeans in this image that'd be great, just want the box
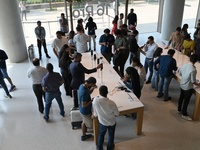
[44,91,65,119]
[158,75,173,100]
[151,69,159,91]
[0,75,9,95]
[98,123,116,150]
[144,57,153,81]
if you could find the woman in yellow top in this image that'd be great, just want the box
[181,34,195,57]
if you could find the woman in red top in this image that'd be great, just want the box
[111,15,118,35]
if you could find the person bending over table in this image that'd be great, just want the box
[178,54,200,121]
[78,77,97,141]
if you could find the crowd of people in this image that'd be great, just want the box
[1,7,200,150]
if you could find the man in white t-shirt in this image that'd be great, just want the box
[117,13,124,29]
[74,26,90,53]
[52,31,68,58]
[27,58,48,114]
[178,54,200,121]
[93,85,119,150]
[19,1,27,20]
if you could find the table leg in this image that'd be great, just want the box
[93,117,99,145]
[193,91,200,121]
[136,107,144,135]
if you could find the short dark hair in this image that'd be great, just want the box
[104,28,110,34]
[32,58,40,66]
[76,26,82,32]
[176,27,181,32]
[121,24,128,28]
[167,49,175,56]
[185,34,191,39]
[190,54,198,64]
[114,29,122,36]
[99,85,108,97]
[88,17,93,22]
[132,57,143,67]
[86,77,96,84]
[56,31,62,35]
[37,21,41,24]
[73,52,82,59]
[153,47,163,58]
[148,36,154,41]
[61,13,64,16]
[77,18,83,24]
[133,30,139,35]
[46,63,53,72]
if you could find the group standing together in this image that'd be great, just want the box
[2,6,200,150]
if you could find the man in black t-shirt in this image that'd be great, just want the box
[85,17,97,51]
[127,9,137,30]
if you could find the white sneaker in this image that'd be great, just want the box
[181,115,192,121]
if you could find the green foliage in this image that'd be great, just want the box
[17,0,64,4]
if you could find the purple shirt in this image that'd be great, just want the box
[42,72,63,93]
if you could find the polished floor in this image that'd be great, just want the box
[0,31,200,150]
[1,1,200,149]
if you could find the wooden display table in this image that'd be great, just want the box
[81,52,144,145]
[141,48,200,121]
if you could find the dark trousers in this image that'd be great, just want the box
[0,76,9,95]
[98,123,116,150]
[72,89,79,108]
[113,57,127,78]
[37,39,48,57]
[33,84,45,113]
[101,53,112,64]
[60,69,72,96]
[178,88,193,116]
[129,52,138,64]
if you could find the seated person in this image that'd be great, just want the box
[122,67,141,99]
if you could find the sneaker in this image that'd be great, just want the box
[43,116,49,122]
[46,55,51,59]
[145,80,151,84]
[9,85,16,92]
[81,134,93,141]
[4,93,12,99]
[163,97,171,101]
[181,115,192,121]
[157,93,164,98]
[177,110,181,114]
[60,112,65,117]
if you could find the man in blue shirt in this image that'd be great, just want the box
[99,29,115,63]
[70,53,102,108]
[154,49,177,101]
[78,77,97,141]
[42,63,65,122]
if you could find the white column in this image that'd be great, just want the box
[195,0,200,26]
[157,0,164,33]
[0,0,28,63]
[161,0,185,40]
